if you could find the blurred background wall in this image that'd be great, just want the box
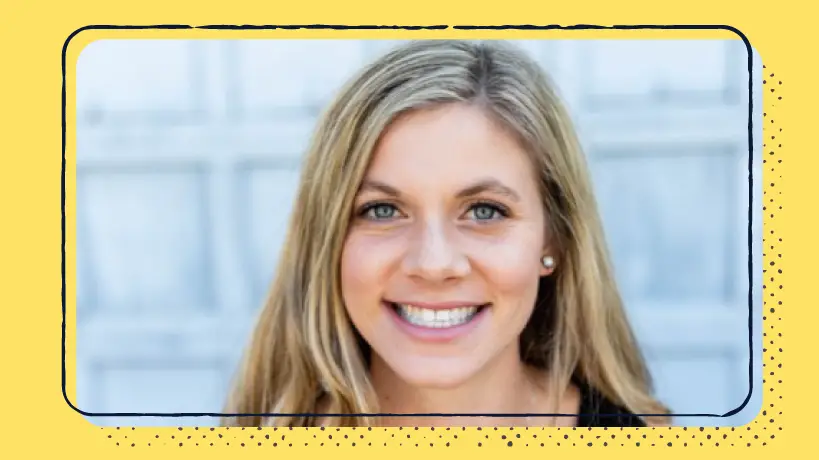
[73,38,764,427]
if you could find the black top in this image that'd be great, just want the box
[574,379,646,427]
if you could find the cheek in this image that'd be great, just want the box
[340,232,400,307]
[469,228,543,304]
[485,254,542,297]
[472,226,542,273]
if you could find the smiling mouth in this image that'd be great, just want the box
[387,301,490,329]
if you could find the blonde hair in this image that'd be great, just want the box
[222,39,670,427]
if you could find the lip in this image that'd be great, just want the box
[385,300,489,310]
[384,300,489,343]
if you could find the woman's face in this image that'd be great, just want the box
[340,103,554,389]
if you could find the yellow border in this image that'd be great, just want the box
[0,0,803,455]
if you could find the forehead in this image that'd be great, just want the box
[366,103,537,187]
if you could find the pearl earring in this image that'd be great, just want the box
[542,255,555,269]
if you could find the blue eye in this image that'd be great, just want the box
[361,203,399,220]
[468,202,508,221]
[472,205,497,220]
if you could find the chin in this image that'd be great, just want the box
[392,361,476,390]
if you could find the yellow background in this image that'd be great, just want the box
[0,0,807,456]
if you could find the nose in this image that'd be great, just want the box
[401,218,471,282]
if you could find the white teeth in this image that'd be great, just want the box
[395,304,481,328]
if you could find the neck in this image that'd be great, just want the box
[369,346,551,427]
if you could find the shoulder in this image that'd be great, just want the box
[574,380,647,427]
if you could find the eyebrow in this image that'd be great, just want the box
[358,180,403,197]
[456,178,521,203]
[358,178,521,203]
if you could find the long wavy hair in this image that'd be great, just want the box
[222,39,670,427]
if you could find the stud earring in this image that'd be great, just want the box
[542,255,555,269]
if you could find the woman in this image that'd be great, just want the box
[222,39,671,427]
